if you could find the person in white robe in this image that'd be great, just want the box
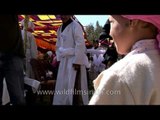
[89,15,160,105]
[87,40,106,80]
[21,16,40,101]
[53,15,89,105]
[21,16,38,78]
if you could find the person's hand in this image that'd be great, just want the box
[59,47,66,57]
[73,64,80,71]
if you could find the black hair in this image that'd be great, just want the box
[99,19,112,40]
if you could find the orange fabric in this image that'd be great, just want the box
[36,38,56,51]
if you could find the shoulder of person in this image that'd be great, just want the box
[107,53,151,77]
[97,54,150,90]
[71,20,82,28]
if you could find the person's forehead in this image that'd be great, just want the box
[109,15,129,23]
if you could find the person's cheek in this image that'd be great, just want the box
[109,28,115,39]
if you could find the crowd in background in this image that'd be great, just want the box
[1,16,123,105]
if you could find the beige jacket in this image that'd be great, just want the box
[89,39,160,105]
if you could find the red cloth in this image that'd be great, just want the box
[27,28,33,32]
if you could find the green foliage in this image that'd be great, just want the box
[85,21,103,43]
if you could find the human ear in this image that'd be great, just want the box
[129,19,139,27]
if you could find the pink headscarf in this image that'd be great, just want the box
[121,15,160,48]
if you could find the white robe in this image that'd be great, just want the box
[53,21,89,105]
[89,39,160,105]
[21,20,38,78]
[87,47,106,80]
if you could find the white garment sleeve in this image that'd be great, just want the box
[28,21,35,31]
[24,76,40,93]
[72,23,87,65]
[58,47,75,57]
[30,35,38,59]
[55,28,62,61]
[87,49,106,55]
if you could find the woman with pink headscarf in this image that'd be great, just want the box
[89,15,160,105]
